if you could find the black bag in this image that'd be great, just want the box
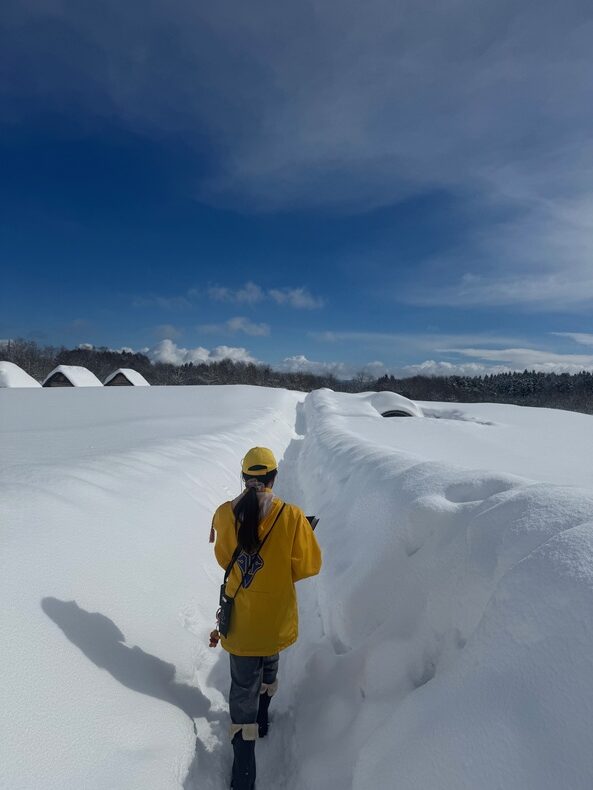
[217,504,285,638]
[217,588,235,638]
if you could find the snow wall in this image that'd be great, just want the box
[282,388,593,790]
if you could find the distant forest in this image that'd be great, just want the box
[3,338,593,414]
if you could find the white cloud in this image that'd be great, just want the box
[399,346,593,375]
[199,316,270,336]
[268,288,324,309]
[210,345,258,363]
[280,355,480,381]
[148,340,210,365]
[444,347,593,367]
[147,339,256,365]
[275,354,386,380]
[400,360,512,377]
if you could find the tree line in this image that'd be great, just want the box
[3,338,593,413]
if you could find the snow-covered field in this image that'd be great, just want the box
[2,385,593,789]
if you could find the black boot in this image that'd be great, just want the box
[231,731,256,790]
[257,692,272,738]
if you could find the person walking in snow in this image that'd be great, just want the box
[210,446,322,790]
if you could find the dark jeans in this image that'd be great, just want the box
[229,653,279,724]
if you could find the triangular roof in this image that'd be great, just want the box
[103,368,150,386]
[0,361,41,388]
[42,365,103,387]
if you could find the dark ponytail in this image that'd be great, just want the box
[234,470,277,553]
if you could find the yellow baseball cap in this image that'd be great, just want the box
[242,447,277,476]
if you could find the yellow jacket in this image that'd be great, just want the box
[213,495,322,656]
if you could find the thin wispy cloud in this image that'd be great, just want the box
[7,0,579,209]
[133,294,194,311]
[207,283,265,305]
[311,330,593,375]
[310,330,531,351]
[551,332,593,347]
[208,282,323,309]
[198,316,270,336]
[6,0,593,338]
[269,288,324,309]
[399,196,593,311]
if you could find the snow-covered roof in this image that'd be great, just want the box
[363,391,423,417]
[42,365,103,387]
[0,361,41,388]
[103,368,150,386]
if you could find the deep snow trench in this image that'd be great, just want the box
[3,386,593,790]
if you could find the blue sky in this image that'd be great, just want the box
[2,0,593,377]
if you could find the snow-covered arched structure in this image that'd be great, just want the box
[362,391,423,417]
[103,368,150,386]
[42,365,102,387]
[0,361,41,388]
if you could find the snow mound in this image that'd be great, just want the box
[280,388,593,790]
[43,365,103,387]
[0,385,304,790]
[0,360,41,387]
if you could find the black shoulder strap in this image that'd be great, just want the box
[223,502,286,591]
[256,502,286,555]
[223,544,242,587]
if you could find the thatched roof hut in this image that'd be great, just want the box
[103,368,150,386]
[42,365,102,387]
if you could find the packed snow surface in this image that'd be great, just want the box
[43,364,103,386]
[104,368,150,386]
[2,386,593,790]
[0,360,41,387]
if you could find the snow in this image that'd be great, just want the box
[3,385,593,789]
[103,368,151,386]
[43,364,103,387]
[0,360,41,387]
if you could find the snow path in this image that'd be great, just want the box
[3,386,593,789]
